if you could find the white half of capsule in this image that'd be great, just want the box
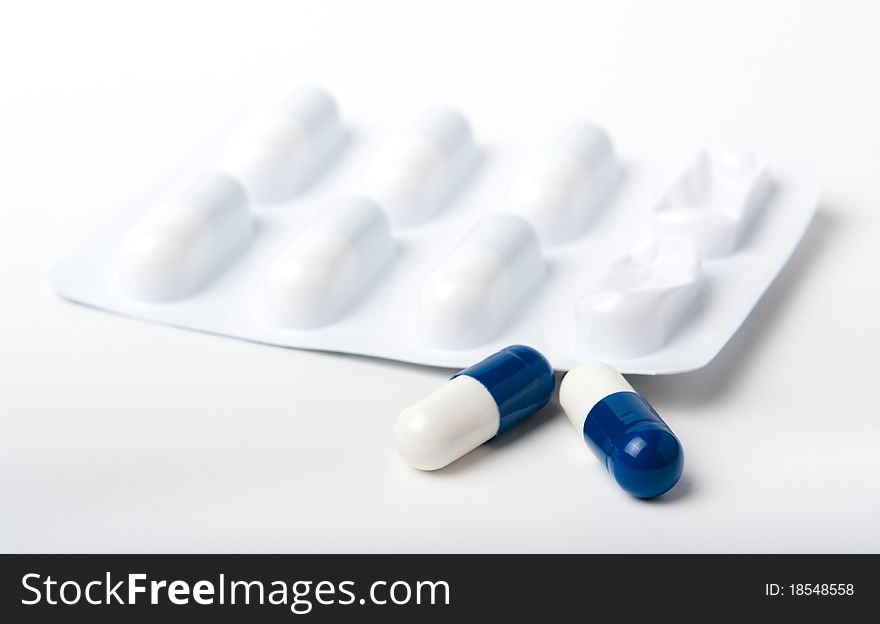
[362,107,477,227]
[117,171,252,302]
[510,122,619,246]
[575,239,701,358]
[265,195,396,329]
[559,362,634,431]
[418,213,545,349]
[222,86,345,203]
[394,374,500,471]
[653,147,770,257]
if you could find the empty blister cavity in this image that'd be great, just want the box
[222,87,345,202]
[265,195,396,329]
[510,122,619,245]
[117,171,252,302]
[362,107,477,227]
[653,148,770,256]
[419,213,545,349]
[575,239,701,358]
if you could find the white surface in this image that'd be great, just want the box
[2,0,879,553]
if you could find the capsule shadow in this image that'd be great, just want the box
[641,473,696,504]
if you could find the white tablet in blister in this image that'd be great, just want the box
[50,88,820,374]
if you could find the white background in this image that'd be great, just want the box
[2,0,879,553]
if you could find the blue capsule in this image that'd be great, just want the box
[559,362,683,498]
[395,345,555,470]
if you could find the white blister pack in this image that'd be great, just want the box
[51,87,820,374]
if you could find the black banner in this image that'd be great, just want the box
[0,554,875,621]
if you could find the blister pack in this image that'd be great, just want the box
[51,87,820,373]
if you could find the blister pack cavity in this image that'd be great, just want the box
[51,87,820,373]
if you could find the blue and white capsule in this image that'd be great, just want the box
[560,362,684,498]
[395,345,555,470]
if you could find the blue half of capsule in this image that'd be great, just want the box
[452,344,556,435]
[560,362,684,499]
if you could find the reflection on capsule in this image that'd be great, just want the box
[363,107,477,227]
[117,171,252,302]
[559,362,684,499]
[395,345,555,470]
[419,213,545,349]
